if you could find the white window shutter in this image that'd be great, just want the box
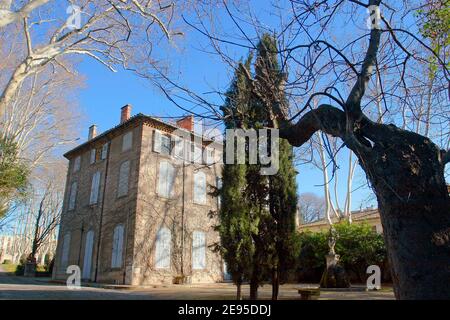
[192,231,206,270]
[73,156,81,173]
[118,161,130,197]
[61,233,71,267]
[116,226,124,267]
[158,161,175,198]
[161,135,171,155]
[69,182,77,210]
[122,131,133,152]
[111,225,124,268]
[167,163,175,197]
[157,161,167,197]
[155,227,171,268]
[90,149,96,164]
[173,136,184,159]
[216,177,222,207]
[184,141,192,162]
[153,130,162,153]
[193,172,206,204]
[89,171,101,204]
[101,144,108,160]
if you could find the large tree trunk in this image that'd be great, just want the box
[249,273,259,300]
[359,127,450,299]
[271,267,279,300]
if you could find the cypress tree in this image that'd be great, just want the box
[217,56,256,299]
[254,34,300,300]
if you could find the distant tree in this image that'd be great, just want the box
[21,162,65,276]
[0,137,28,217]
[298,193,326,224]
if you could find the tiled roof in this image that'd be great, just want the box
[63,113,222,159]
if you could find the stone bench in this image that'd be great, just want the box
[298,288,320,300]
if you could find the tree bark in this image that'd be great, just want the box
[271,267,279,300]
[358,125,450,299]
[249,270,259,300]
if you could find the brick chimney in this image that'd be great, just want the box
[88,125,97,140]
[121,104,131,124]
[176,115,194,132]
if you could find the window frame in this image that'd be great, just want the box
[157,161,175,198]
[101,143,108,160]
[122,131,133,152]
[68,181,77,210]
[193,171,207,204]
[192,231,206,270]
[155,227,171,269]
[111,224,125,268]
[89,171,101,205]
[90,149,96,164]
[61,233,71,268]
[73,156,81,173]
[117,160,130,198]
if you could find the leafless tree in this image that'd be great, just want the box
[25,162,65,267]
[298,192,325,224]
[0,0,191,118]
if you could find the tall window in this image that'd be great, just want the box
[101,143,108,160]
[111,225,124,268]
[89,171,101,204]
[216,177,222,208]
[122,131,133,152]
[73,156,81,173]
[68,182,77,210]
[61,233,71,267]
[153,130,171,155]
[173,136,184,159]
[155,227,171,269]
[90,149,96,164]
[193,171,206,204]
[82,230,94,279]
[192,231,206,270]
[157,161,175,198]
[117,161,130,197]
[193,144,202,163]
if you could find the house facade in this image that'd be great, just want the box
[52,105,224,285]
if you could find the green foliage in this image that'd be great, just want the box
[417,0,450,73]
[298,222,387,282]
[0,138,29,216]
[417,1,449,48]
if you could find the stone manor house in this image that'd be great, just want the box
[52,105,225,285]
